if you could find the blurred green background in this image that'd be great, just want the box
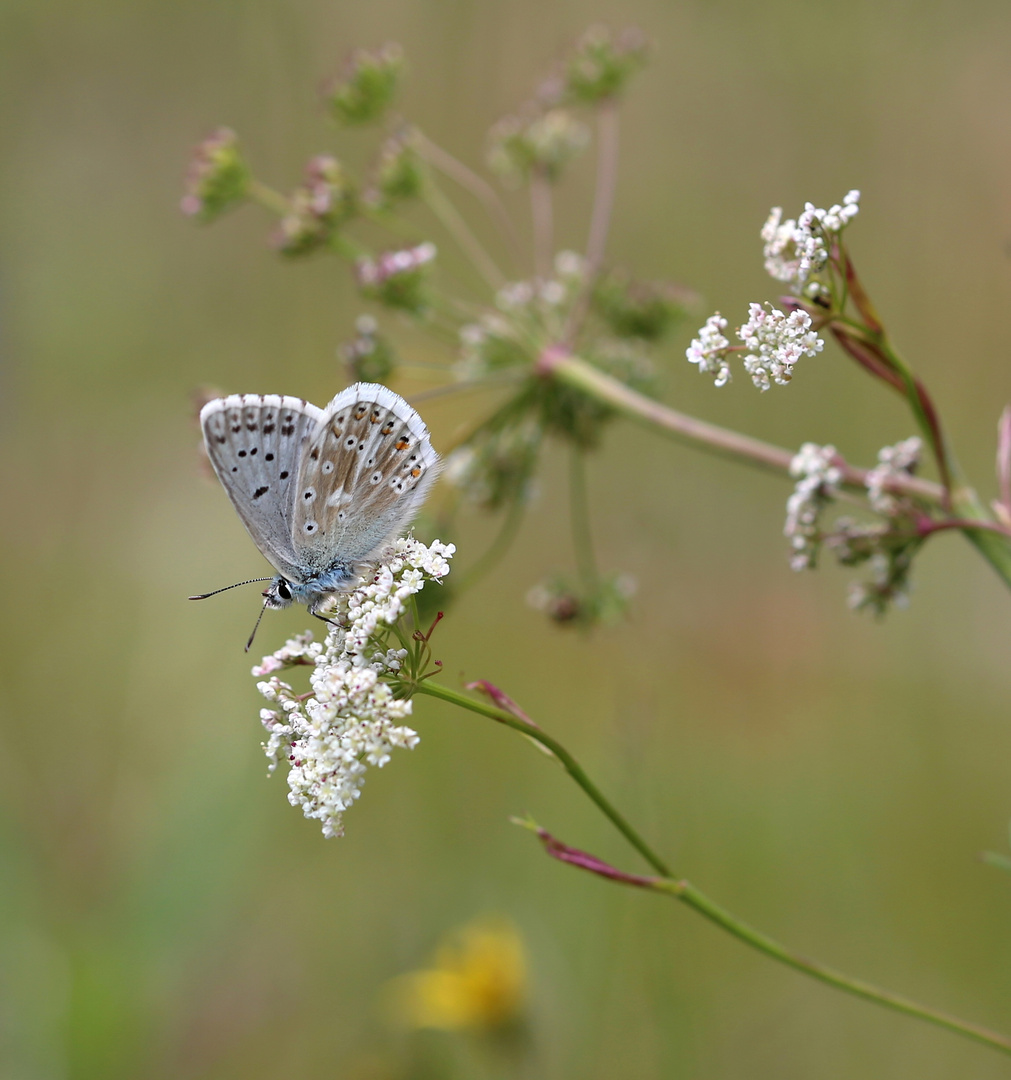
[3,0,1011,1076]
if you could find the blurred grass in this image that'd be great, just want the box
[3,0,1011,1076]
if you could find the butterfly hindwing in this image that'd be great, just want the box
[291,383,441,568]
[201,394,326,582]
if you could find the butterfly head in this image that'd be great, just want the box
[262,576,296,610]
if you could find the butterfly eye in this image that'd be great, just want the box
[277,581,292,601]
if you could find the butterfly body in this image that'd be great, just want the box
[199,383,440,624]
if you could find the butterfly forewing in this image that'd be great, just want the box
[201,394,326,581]
[292,383,440,567]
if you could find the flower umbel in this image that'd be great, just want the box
[254,536,455,838]
[355,242,437,314]
[341,314,398,383]
[785,437,930,613]
[180,128,250,222]
[865,436,922,514]
[368,127,424,210]
[274,155,357,256]
[761,190,860,292]
[739,302,823,391]
[785,443,842,570]
[487,107,589,183]
[686,313,731,387]
[563,24,648,104]
[325,43,404,126]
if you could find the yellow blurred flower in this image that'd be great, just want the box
[387,917,527,1032]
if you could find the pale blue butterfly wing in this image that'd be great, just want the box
[200,384,439,603]
[200,394,326,583]
[292,383,441,570]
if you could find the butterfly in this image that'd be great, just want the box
[192,382,440,648]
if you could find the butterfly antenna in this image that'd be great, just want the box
[188,577,275,601]
[245,598,271,653]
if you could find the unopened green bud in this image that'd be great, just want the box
[368,128,424,210]
[527,571,636,627]
[355,242,437,315]
[565,25,648,104]
[326,43,404,126]
[180,128,250,222]
[592,270,693,341]
[444,421,542,512]
[341,315,398,382]
[487,107,589,183]
[274,155,357,257]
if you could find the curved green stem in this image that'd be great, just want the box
[423,179,507,292]
[419,681,1011,1057]
[530,168,553,280]
[413,130,524,270]
[535,828,1011,1056]
[247,178,291,216]
[455,495,528,593]
[665,880,1011,1054]
[569,446,599,592]
[415,680,672,877]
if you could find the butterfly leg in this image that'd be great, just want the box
[308,603,342,634]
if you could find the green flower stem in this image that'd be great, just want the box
[420,681,1011,1057]
[530,168,554,281]
[423,179,507,292]
[836,251,954,492]
[454,494,527,593]
[949,485,1011,587]
[569,445,599,592]
[864,328,953,493]
[413,130,524,270]
[562,101,619,346]
[415,679,673,877]
[656,879,1011,1055]
[247,178,292,216]
[542,350,1011,590]
[585,100,620,276]
[542,350,943,500]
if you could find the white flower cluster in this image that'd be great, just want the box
[685,313,731,386]
[762,190,860,291]
[739,303,823,391]
[254,537,455,838]
[864,437,922,514]
[785,443,842,570]
[686,304,823,391]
